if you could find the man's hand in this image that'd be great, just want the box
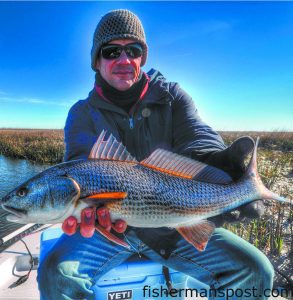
[204,136,265,226]
[62,207,127,238]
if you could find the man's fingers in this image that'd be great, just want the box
[80,207,96,238]
[112,219,127,233]
[97,208,127,234]
[97,207,112,231]
[62,216,78,235]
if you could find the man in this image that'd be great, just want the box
[38,9,273,300]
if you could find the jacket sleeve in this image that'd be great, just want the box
[64,101,97,162]
[170,83,226,161]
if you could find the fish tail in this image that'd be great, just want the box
[245,137,291,204]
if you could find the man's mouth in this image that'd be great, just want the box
[112,69,134,77]
[113,72,132,75]
[113,70,132,73]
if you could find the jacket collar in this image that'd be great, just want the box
[88,69,172,113]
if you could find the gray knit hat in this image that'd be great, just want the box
[91,9,148,71]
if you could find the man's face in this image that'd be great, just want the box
[96,39,142,91]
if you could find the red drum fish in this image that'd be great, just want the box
[1,131,289,251]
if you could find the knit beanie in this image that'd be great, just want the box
[91,9,148,71]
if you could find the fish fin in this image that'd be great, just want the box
[176,220,215,251]
[80,192,127,206]
[87,192,127,199]
[95,225,131,249]
[89,130,137,163]
[140,149,232,184]
[245,138,291,203]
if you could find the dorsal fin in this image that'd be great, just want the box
[89,130,137,162]
[140,149,232,184]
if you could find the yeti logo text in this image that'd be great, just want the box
[108,290,132,300]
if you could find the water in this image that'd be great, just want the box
[0,155,50,240]
[0,156,49,197]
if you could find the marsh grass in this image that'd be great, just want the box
[0,129,292,164]
[0,129,64,164]
[221,131,293,151]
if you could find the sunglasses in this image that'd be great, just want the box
[100,43,143,60]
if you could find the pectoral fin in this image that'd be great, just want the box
[87,192,127,200]
[176,220,215,251]
[80,192,127,206]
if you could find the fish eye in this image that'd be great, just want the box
[17,187,28,197]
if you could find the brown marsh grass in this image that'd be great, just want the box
[221,131,293,151]
[0,129,64,164]
[0,129,292,164]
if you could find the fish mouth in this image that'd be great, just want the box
[2,205,27,222]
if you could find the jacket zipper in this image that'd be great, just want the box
[129,116,134,129]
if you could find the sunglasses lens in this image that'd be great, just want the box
[125,44,143,58]
[101,46,122,59]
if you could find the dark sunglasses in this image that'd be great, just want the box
[100,43,143,60]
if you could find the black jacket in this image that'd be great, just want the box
[64,69,226,257]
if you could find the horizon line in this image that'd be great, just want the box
[0,127,292,133]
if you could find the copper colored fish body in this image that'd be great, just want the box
[1,131,289,251]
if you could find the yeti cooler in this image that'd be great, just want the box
[40,227,205,300]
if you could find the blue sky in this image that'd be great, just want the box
[0,1,292,131]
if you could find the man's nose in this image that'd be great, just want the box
[117,50,131,64]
